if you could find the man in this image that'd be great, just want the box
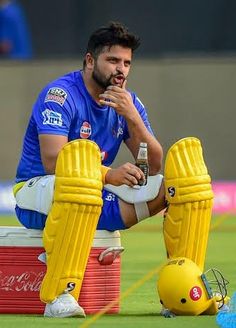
[14,22,166,317]
[14,21,217,319]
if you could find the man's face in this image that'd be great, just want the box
[91,45,132,89]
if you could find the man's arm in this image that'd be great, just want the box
[39,134,145,187]
[99,82,163,175]
[124,117,163,175]
[39,134,68,174]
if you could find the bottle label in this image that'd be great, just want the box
[136,163,149,186]
[138,148,147,160]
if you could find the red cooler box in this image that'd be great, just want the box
[0,227,123,314]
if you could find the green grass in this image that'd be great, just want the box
[0,214,235,327]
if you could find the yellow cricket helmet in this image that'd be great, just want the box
[157,257,228,316]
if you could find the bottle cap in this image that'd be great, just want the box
[140,142,147,147]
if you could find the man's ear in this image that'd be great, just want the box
[85,53,95,70]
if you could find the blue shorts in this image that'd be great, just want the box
[15,189,127,231]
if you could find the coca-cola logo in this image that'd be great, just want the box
[0,271,45,292]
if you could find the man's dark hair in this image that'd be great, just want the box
[85,21,140,59]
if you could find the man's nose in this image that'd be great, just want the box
[116,63,125,73]
[116,67,123,74]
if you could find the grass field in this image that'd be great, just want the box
[0,214,235,328]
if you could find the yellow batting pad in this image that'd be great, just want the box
[40,139,103,303]
[163,137,214,271]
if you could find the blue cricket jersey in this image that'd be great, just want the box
[16,70,153,182]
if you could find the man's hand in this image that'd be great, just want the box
[100,80,163,176]
[105,162,145,187]
[99,81,137,120]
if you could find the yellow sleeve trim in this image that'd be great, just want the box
[13,181,26,197]
[101,165,111,184]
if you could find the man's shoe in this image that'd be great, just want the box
[44,293,86,318]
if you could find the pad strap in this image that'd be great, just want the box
[105,174,163,204]
[134,202,150,221]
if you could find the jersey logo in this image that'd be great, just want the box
[45,87,67,106]
[80,121,91,138]
[112,117,124,138]
[101,151,108,161]
[112,126,123,138]
[117,127,123,138]
[42,109,63,126]
[105,193,115,201]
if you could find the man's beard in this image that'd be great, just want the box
[92,66,113,89]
